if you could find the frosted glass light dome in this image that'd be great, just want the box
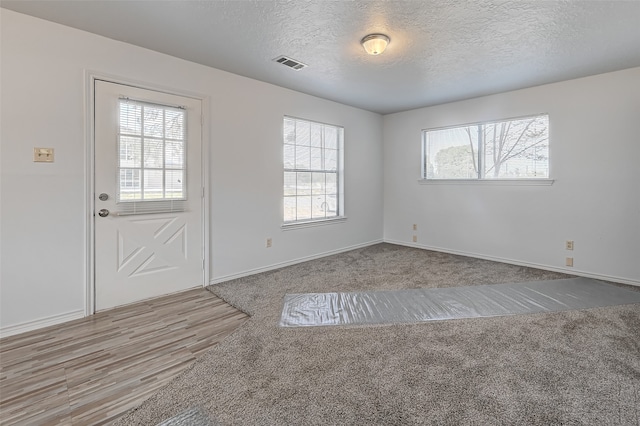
[361,34,390,55]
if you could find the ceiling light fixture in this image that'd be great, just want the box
[361,34,390,55]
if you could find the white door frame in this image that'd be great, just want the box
[84,71,211,316]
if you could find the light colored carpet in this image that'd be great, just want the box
[115,243,640,425]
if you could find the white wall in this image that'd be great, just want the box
[0,10,383,333]
[3,9,638,336]
[383,67,640,285]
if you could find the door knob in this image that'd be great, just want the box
[98,209,110,217]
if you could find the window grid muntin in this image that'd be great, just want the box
[422,113,549,180]
[117,99,187,202]
[284,117,342,223]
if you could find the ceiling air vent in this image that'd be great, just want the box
[273,56,307,71]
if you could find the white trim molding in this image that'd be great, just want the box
[385,239,640,287]
[0,310,84,339]
[210,239,382,285]
[84,70,212,315]
[281,216,347,231]
[418,179,554,186]
[84,70,96,317]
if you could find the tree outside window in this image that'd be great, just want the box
[424,114,549,179]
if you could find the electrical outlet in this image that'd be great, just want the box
[565,240,574,250]
[266,238,272,248]
[412,235,417,243]
[412,224,417,231]
[566,257,573,267]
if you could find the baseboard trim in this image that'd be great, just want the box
[384,239,640,287]
[0,309,85,339]
[210,239,384,285]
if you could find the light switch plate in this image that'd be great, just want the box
[34,147,54,162]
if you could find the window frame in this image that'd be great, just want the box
[117,98,188,203]
[420,113,553,185]
[282,116,345,228]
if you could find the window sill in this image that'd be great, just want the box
[418,179,554,186]
[282,216,347,231]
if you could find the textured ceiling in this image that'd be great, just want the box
[3,0,640,114]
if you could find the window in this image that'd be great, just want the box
[283,117,344,224]
[423,114,549,180]
[118,99,186,202]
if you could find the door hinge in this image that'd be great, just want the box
[202,187,205,198]
[202,259,205,270]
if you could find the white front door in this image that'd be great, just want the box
[94,80,204,311]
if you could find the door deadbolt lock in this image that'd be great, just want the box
[98,193,109,201]
[98,209,110,217]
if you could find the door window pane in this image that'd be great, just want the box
[165,170,184,199]
[165,110,184,140]
[143,106,164,137]
[119,103,141,135]
[117,100,187,202]
[144,170,164,199]
[119,169,142,200]
[144,139,164,168]
[119,136,141,168]
[165,141,184,169]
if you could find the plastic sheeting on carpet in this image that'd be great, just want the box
[279,277,640,327]
[157,407,215,426]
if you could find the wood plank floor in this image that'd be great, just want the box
[0,288,249,425]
